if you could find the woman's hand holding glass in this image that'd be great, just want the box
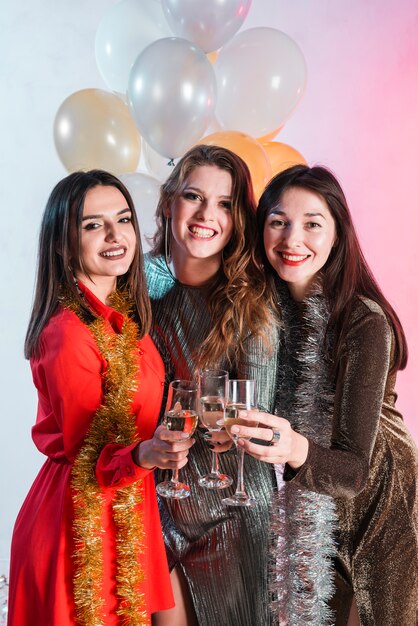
[134,423,195,471]
[156,380,199,499]
[230,411,309,469]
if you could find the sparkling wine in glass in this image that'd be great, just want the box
[156,380,198,499]
[222,379,258,507]
[198,369,233,489]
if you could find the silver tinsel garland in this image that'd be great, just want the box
[269,282,338,626]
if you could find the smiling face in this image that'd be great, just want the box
[72,185,137,300]
[167,165,234,269]
[263,186,337,300]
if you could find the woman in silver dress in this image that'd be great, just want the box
[145,145,278,626]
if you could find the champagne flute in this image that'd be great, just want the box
[198,369,233,489]
[222,379,258,507]
[156,379,198,499]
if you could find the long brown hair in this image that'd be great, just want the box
[25,170,151,359]
[150,144,274,367]
[257,164,407,371]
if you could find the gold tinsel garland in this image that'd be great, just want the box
[61,289,148,626]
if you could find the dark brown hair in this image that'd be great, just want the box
[25,170,151,359]
[257,164,407,371]
[150,144,274,367]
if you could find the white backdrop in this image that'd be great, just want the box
[1,0,417,570]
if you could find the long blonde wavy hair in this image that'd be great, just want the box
[150,144,274,368]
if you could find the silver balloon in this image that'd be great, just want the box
[161,0,252,52]
[128,37,216,159]
[142,116,222,181]
[215,27,307,138]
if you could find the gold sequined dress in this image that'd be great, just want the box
[278,290,418,626]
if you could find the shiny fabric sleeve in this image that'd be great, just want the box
[239,326,279,414]
[33,311,152,486]
[284,301,392,499]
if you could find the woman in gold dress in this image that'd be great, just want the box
[235,165,418,625]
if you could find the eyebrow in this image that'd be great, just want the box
[268,209,327,219]
[184,186,232,199]
[81,207,131,221]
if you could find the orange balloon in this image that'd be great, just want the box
[262,140,307,177]
[198,131,272,199]
[206,50,218,64]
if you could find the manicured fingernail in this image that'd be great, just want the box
[231,426,240,434]
[180,432,190,439]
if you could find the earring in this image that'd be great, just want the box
[68,264,83,295]
[68,264,77,282]
[164,217,177,280]
[164,217,171,266]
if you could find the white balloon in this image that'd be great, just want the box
[128,37,216,159]
[161,0,252,52]
[215,27,307,138]
[142,140,180,182]
[95,0,171,94]
[119,172,161,250]
[205,114,223,136]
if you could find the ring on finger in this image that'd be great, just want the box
[270,429,281,446]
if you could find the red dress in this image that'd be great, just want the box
[8,287,174,625]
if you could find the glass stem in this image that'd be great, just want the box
[235,443,246,496]
[171,468,179,484]
[210,450,219,476]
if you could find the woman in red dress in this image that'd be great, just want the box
[8,170,192,625]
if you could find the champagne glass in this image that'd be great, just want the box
[198,369,233,489]
[222,379,258,507]
[156,379,198,499]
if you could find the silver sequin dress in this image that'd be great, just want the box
[145,254,278,626]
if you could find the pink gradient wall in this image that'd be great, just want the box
[248,1,418,441]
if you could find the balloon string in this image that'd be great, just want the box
[167,159,175,166]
